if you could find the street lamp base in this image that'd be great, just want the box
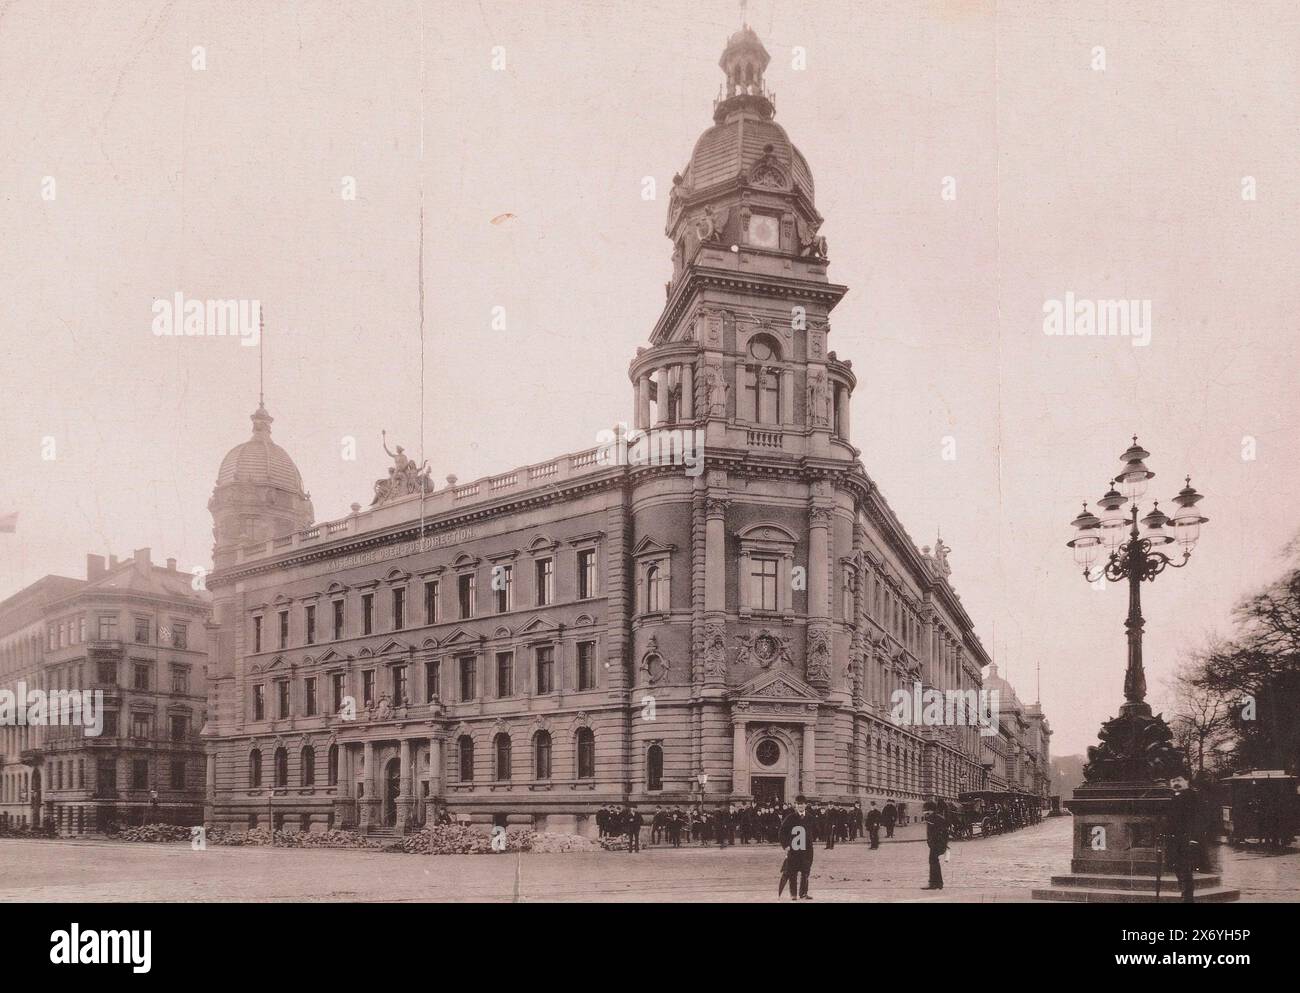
[1032,784,1240,902]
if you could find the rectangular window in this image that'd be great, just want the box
[172,623,188,650]
[535,646,555,695]
[392,588,406,631]
[496,652,513,698]
[305,605,316,645]
[424,660,440,702]
[169,714,189,741]
[132,713,151,739]
[362,670,375,707]
[362,594,374,635]
[577,549,597,599]
[577,641,596,691]
[97,615,118,641]
[494,564,512,614]
[459,656,476,702]
[332,599,345,640]
[751,557,779,612]
[102,711,118,737]
[134,617,150,644]
[278,610,289,649]
[79,617,86,642]
[304,677,318,716]
[133,663,149,691]
[277,681,290,719]
[171,667,189,694]
[392,665,408,707]
[98,660,116,684]
[170,761,186,790]
[97,759,117,791]
[458,574,475,619]
[424,581,439,624]
[253,615,263,653]
[535,558,554,607]
[331,673,345,713]
[131,760,149,790]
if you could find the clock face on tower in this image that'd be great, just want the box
[748,213,780,249]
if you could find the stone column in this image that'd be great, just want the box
[655,367,672,426]
[731,721,749,796]
[705,498,727,614]
[425,736,443,824]
[636,374,651,430]
[780,368,793,425]
[396,738,414,833]
[802,723,817,797]
[204,749,216,824]
[681,362,694,421]
[807,506,831,619]
[836,385,850,440]
[359,740,378,830]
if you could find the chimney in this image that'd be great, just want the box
[166,557,177,571]
[134,547,152,567]
[87,554,107,581]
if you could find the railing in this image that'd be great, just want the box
[747,430,783,449]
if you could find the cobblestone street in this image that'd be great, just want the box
[2,817,1297,902]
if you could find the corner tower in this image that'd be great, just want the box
[630,25,856,460]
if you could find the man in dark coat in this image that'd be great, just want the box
[922,798,948,890]
[626,804,644,853]
[865,802,881,849]
[882,799,898,839]
[779,794,815,900]
[1165,774,1200,902]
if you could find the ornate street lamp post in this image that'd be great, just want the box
[1036,439,1233,901]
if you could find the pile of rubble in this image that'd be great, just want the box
[115,824,195,843]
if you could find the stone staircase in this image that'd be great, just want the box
[365,827,404,843]
[1033,871,1240,903]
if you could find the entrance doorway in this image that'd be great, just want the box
[751,776,785,805]
[384,758,401,827]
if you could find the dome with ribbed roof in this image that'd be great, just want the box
[679,26,815,203]
[216,404,306,491]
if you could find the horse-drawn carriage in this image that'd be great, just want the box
[1210,771,1298,848]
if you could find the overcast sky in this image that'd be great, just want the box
[1,0,1297,755]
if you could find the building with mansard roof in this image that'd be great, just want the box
[202,26,1005,837]
[1,551,209,833]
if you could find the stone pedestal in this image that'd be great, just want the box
[358,796,380,831]
[1033,784,1240,903]
[395,796,415,833]
[334,796,357,830]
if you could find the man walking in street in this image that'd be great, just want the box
[922,797,948,890]
[883,799,897,839]
[779,795,815,901]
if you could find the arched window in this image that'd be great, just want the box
[326,744,338,787]
[301,746,315,787]
[576,727,595,780]
[646,743,664,791]
[249,749,263,788]
[274,747,288,788]
[534,731,552,780]
[457,735,474,782]
[494,733,512,781]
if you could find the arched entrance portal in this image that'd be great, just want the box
[383,758,401,827]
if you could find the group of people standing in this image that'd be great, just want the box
[595,798,909,850]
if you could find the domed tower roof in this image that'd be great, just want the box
[216,404,307,492]
[209,402,314,568]
[674,26,816,215]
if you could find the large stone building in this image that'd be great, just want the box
[981,662,1052,805]
[203,26,1002,836]
[1,551,210,832]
